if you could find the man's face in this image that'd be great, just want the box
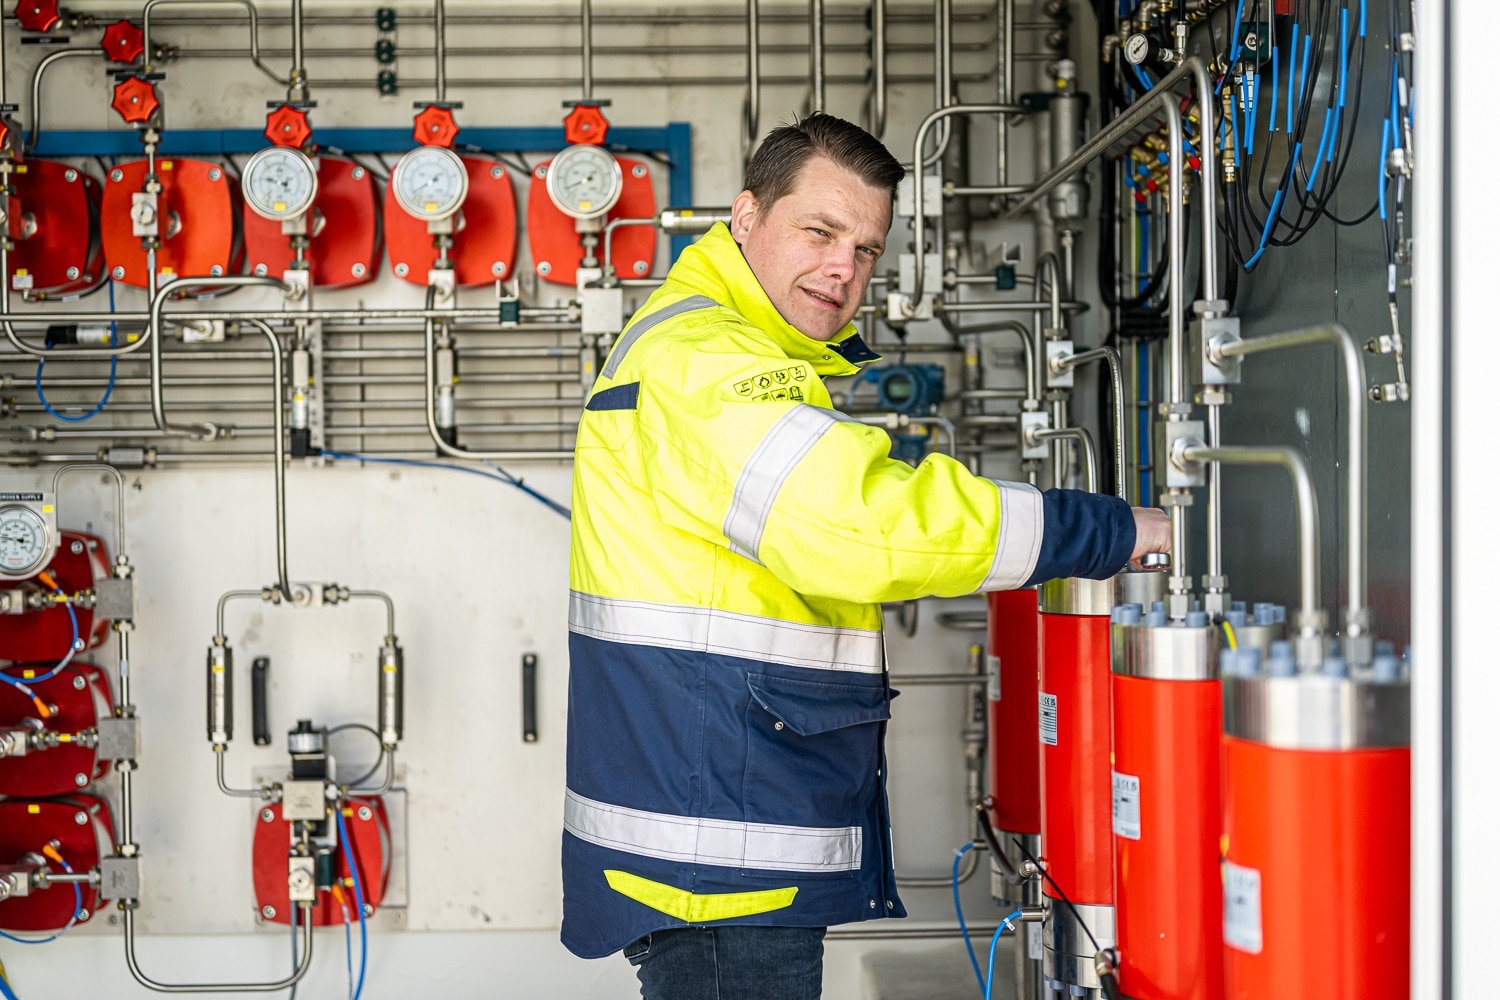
[730,156,892,342]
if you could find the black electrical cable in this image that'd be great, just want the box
[328,723,386,788]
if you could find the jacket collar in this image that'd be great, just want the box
[662,223,881,378]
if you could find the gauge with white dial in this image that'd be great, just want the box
[545,144,623,221]
[0,504,51,578]
[242,146,319,221]
[391,145,470,221]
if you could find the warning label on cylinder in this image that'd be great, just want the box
[1223,861,1264,954]
[1027,921,1043,960]
[1038,693,1058,745]
[1111,771,1142,840]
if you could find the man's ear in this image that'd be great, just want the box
[729,190,758,243]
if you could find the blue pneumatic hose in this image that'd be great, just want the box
[335,807,368,1000]
[952,843,986,996]
[984,910,1025,1000]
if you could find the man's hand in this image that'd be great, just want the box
[1129,507,1171,570]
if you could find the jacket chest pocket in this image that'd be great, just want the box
[742,671,890,861]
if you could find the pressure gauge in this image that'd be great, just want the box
[242,146,319,222]
[1123,33,1159,67]
[546,144,623,221]
[0,503,53,579]
[391,145,469,221]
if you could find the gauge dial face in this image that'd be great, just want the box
[1123,34,1152,66]
[546,144,624,220]
[392,146,470,221]
[0,504,50,578]
[242,146,319,221]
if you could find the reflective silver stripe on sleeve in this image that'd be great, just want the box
[600,294,719,379]
[564,788,861,873]
[722,405,840,563]
[569,591,885,674]
[977,480,1044,591]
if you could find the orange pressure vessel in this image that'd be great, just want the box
[1111,608,1222,1000]
[1037,572,1163,995]
[1221,651,1410,1000]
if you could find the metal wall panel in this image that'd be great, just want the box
[1216,0,1410,645]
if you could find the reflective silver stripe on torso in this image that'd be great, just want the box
[564,788,861,873]
[600,294,720,380]
[569,591,885,674]
[977,480,1044,591]
[722,404,841,563]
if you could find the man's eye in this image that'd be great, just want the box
[807,228,830,238]
[858,246,880,258]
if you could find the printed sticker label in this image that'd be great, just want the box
[1112,771,1142,840]
[1223,860,1264,954]
[987,654,1001,701]
[1027,921,1043,960]
[1038,693,1058,746]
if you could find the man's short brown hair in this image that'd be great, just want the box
[744,112,905,210]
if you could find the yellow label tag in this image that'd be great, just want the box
[161,161,174,170]
[126,333,140,343]
[14,165,26,174]
[273,201,287,212]
[59,733,72,743]
[160,267,175,275]
[579,200,593,210]
[424,202,438,212]
[42,505,53,513]
[22,670,34,679]
[15,269,27,276]
[681,210,694,217]
[27,804,40,814]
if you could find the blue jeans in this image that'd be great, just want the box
[624,926,826,1000]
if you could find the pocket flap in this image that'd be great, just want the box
[746,672,891,736]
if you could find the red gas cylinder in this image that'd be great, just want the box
[1221,655,1410,1000]
[987,587,1041,841]
[1111,608,1223,1000]
[986,586,1043,999]
[1037,572,1163,995]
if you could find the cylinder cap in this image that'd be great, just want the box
[1372,654,1402,683]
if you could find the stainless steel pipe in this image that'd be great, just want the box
[1031,427,1097,492]
[1052,346,1126,500]
[580,0,593,101]
[1179,443,1321,634]
[27,48,98,153]
[907,104,1029,306]
[141,0,287,84]
[124,905,313,993]
[1213,323,1369,644]
[149,276,293,441]
[809,0,826,112]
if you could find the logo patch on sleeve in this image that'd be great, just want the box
[733,364,809,401]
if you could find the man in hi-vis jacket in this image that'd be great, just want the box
[562,113,1170,999]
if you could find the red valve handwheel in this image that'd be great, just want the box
[101,20,145,64]
[412,105,460,148]
[264,104,312,149]
[15,0,60,33]
[563,104,610,146]
[110,75,159,126]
